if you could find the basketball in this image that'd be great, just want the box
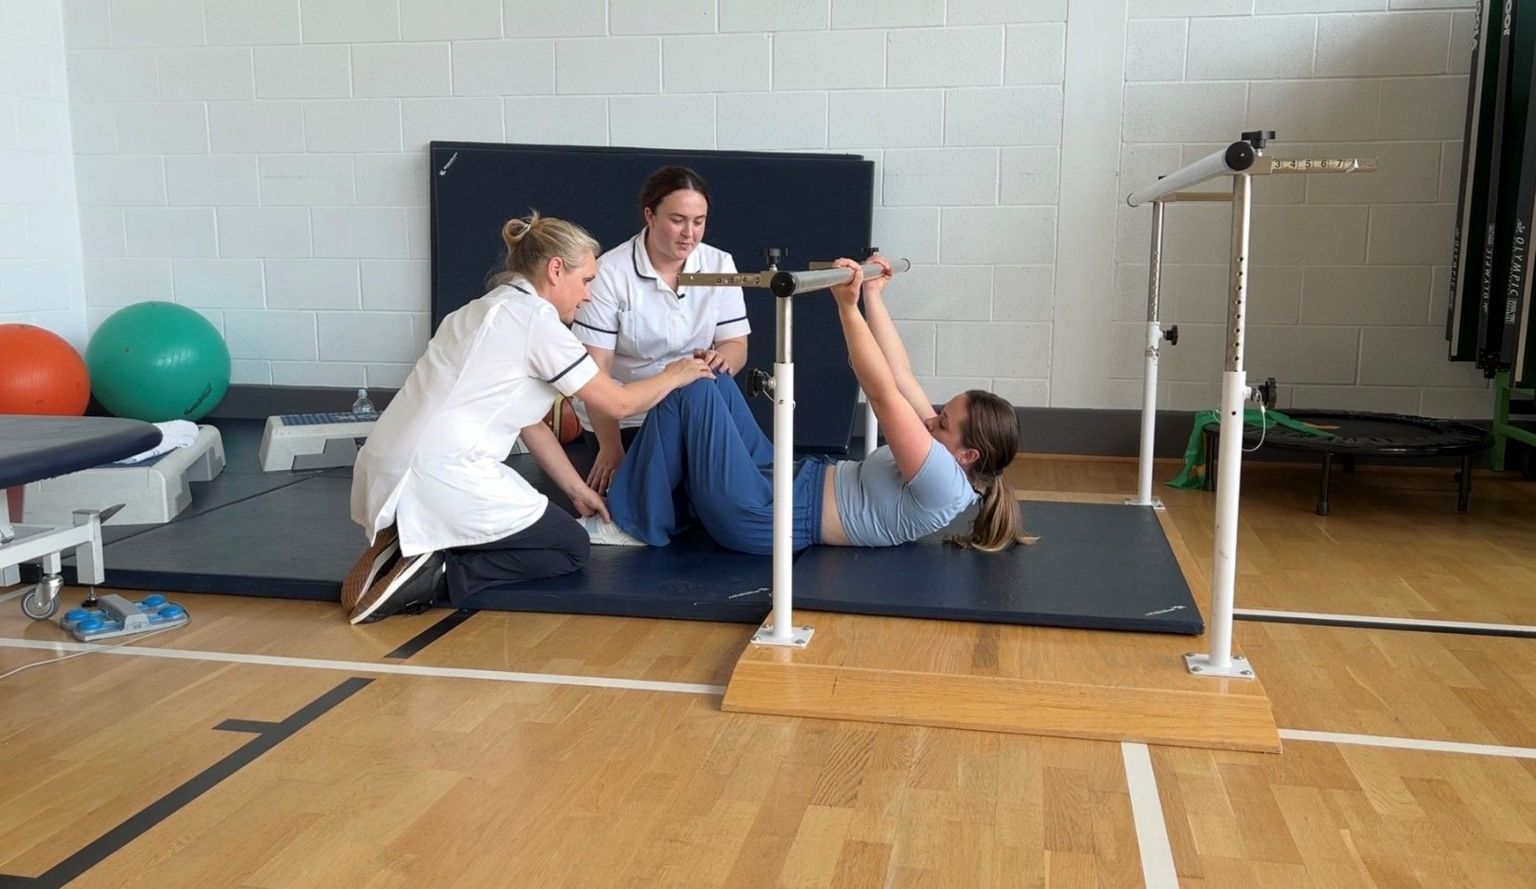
[545,394,582,444]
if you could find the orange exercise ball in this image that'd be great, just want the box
[0,323,91,416]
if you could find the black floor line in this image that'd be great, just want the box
[385,608,477,659]
[0,677,372,889]
[1235,612,1536,640]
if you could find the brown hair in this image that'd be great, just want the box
[946,390,1038,552]
[488,211,599,289]
[639,166,710,223]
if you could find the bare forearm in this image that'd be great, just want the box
[863,294,918,381]
[838,304,900,404]
[863,293,931,411]
[588,404,624,451]
[520,421,586,496]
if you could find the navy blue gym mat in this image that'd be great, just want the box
[37,421,1202,634]
[88,474,358,600]
[793,500,1205,635]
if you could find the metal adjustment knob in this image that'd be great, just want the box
[746,367,774,398]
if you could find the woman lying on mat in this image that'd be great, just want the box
[343,212,713,625]
[584,254,1036,554]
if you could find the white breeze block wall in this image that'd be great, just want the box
[1,0,86,345]
[1115,0,1489,417]
[57,0,1489,417]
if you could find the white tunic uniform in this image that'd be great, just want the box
[350,280,598,557]
[570,231,749,429]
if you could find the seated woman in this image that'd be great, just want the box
[572,165,750,496]
[344,212,713,624]
[590,255,1034,554]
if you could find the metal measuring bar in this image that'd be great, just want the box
[679,257,912,297]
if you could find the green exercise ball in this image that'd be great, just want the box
[85,301,231,422]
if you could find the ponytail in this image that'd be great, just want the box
[947,472,1038,551]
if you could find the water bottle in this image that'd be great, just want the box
[351,387,377,419]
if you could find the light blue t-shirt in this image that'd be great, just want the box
[833,440,979,547]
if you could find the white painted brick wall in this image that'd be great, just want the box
[663,35,771,92]
[557,38,660,94]
[402,97,505,147]
[451,40,556,96]
[610,94,715,149]
[0,2,84,339]
[166,155,259,206]
[158,48,254,101]
[401,0,501,41]
[1186,15,1316,80]
[720,0,829,32]
[264,259,362,310]
[204,0,302,46]
[303,100,402,152]
[1315,11,1455,77]
[946,86,1062,145]
[773,30,884,90]
[613,0,716,35]
[830,90,943,148]
[209,101,306,152]
[883,148,998,206]
[352,43,452,98]
[173,258,265,308]
[833,0,943,29]
[301,0,400,44]
[504,0,607,37]
[114,102,208,153]
[1124,19,1186,82]
[14,0,1485,414]
[887,27,1003,87]
[259,155,355,206]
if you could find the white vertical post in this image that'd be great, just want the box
[1186,173,1255,680]
[754,287,813,648]
[1130,200,1165,508]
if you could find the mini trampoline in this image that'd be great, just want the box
[1202,410,1493,515]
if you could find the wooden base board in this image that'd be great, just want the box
[722,611,1280,752]
[723,492,1281,753]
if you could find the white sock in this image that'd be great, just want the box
[580,515,648,546]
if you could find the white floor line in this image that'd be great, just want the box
[0,636,726,696]
[0,588,27,604]
[1235,608,1536,635]
[1279,729,1536,760]
[1121,742,1178,889]
[8,638,1536,762]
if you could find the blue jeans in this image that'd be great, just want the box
[607,373,827,554]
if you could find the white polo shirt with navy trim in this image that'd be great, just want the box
[571,230,750,429]
[351,278,598,556]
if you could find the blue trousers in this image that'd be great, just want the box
[607,373,827,554]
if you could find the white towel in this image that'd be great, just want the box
[114,420,201,465]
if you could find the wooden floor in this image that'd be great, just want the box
[1,456,1534,887]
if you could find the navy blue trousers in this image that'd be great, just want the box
[607,373,826,554]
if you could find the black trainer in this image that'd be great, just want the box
[348,551,446,625]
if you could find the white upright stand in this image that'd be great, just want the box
[1128,199,1170,509]
[755,249,813,648]
[1125,131,1376,680]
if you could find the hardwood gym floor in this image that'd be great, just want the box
[1,456,1533,887]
